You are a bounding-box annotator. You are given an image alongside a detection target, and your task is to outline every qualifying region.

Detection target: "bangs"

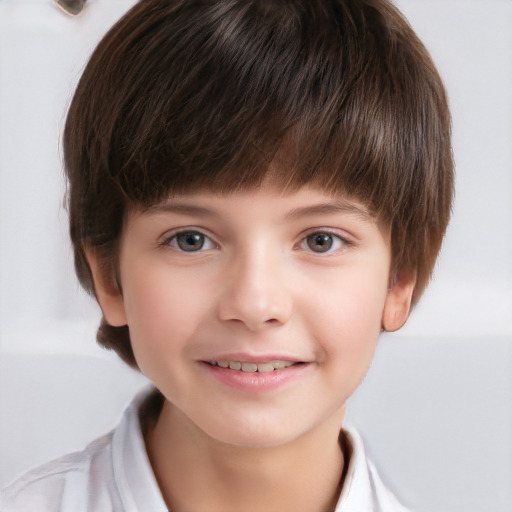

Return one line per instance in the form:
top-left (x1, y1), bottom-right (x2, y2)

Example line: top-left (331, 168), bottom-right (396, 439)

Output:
top-left (91, 0), bottom-right (447, 230)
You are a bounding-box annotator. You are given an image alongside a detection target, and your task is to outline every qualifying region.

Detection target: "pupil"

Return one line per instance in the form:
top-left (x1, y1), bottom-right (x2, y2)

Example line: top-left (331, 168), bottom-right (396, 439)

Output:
top-left (177, 232), bottom-right (204, 251)
top-left (308, 233), bottom-right (333, 252)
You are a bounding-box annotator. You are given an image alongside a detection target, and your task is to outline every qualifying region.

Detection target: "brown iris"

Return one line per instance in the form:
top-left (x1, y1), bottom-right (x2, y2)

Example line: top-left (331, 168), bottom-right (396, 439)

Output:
top-left (306, 233), bottom-right (334, 253)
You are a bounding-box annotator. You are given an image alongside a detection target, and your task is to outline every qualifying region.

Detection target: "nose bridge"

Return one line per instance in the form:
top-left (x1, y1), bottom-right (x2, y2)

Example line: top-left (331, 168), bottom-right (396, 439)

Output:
top-left (217, 239), bottom-right (292, 330)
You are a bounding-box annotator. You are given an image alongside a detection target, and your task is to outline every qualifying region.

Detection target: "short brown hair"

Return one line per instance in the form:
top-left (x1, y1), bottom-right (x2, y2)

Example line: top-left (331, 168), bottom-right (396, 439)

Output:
top-left (64, 0), bottom-right (454, 368)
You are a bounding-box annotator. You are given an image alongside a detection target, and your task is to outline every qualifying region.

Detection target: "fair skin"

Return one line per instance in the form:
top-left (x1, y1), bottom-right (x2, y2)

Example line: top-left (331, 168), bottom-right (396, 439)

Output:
top-left (87, 184), bottom-right (415, 512)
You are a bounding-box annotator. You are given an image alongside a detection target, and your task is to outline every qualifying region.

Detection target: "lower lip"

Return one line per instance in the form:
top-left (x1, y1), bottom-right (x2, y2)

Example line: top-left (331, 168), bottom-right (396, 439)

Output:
top-left (201, 362), bottom-right (310, 393)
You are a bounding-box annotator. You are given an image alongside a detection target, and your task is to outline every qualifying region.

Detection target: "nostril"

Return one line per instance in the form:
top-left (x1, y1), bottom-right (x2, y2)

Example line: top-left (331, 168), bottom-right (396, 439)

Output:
top-left (54, 0), bottom-right (88, 16)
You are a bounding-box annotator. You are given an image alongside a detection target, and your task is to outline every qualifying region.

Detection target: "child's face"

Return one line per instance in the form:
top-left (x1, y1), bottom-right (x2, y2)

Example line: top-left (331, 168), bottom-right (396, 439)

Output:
top-left (90, 185), bottom-right (415, 447)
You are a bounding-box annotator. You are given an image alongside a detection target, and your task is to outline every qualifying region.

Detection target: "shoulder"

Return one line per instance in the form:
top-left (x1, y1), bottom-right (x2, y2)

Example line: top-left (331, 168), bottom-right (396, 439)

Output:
top-left (0, 387), bottom-right (166, 512)
top-left (0, 433), bottom-right (122, 512)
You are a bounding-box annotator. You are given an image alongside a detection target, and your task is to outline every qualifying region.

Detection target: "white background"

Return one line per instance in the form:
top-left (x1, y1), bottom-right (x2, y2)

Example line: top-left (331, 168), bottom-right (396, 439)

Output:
top-left (0, 1), bottom-right (511, 511)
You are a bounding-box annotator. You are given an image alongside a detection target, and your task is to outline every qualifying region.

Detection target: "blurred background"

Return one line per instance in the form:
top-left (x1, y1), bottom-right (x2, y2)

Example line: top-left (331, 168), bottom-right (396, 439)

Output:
top-left (0, 1), bottom-right (511, 511)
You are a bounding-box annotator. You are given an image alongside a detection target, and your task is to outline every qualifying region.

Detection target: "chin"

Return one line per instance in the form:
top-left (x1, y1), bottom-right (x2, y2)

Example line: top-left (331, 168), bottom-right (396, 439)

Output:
top-left (214, 431), bottom-right (295, 449)
top-left (200, 415), bottom-right (308, 449)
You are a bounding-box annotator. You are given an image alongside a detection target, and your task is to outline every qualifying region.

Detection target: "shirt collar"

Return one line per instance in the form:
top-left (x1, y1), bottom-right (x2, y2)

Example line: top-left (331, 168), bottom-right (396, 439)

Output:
top-left (112, 386), bottom-right (169, 512)
top-left (334, 427), bottom-right (376, 511)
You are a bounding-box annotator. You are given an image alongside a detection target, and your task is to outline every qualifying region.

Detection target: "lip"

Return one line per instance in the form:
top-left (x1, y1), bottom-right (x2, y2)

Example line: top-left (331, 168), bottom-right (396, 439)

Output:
top-left (200, 358), bottom-right (311, 393)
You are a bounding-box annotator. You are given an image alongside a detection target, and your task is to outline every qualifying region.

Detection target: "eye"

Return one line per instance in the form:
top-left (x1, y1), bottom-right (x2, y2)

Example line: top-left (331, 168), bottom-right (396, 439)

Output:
top-left (302, 232), bottom-right (344, 254)
top-left (166, 231), bottom-right (216, 252)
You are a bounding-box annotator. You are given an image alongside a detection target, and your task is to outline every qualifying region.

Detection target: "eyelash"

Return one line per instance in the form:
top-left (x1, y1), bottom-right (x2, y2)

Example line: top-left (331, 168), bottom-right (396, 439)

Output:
top-left (160, 229), bottom-right (352, 254)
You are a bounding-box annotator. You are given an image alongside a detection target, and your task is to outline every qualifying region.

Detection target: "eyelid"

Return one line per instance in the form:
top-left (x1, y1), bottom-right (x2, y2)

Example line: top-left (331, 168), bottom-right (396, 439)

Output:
top-left (300, 227), bottom-right (354, 243)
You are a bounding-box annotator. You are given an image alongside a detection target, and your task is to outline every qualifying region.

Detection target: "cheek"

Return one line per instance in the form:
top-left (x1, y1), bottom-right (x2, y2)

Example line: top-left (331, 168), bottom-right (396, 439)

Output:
top-left (120, 261), bottom-right (212, 361)
top-left (304, 263), bottom-right (389, 367)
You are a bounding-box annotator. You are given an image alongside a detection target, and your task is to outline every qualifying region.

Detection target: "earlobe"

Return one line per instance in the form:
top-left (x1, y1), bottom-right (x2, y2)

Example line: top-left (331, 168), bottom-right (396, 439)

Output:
top-left (85, 248), bottom-right (128, 327)
top-left (382, 268), bottom-right (416, 332)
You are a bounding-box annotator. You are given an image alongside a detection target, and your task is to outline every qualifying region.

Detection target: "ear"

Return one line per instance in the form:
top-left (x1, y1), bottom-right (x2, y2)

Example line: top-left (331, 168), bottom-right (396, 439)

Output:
top-left (382, 268), bottom-right (417, 332)
top-left (85, 248), bottom-right (128, 327)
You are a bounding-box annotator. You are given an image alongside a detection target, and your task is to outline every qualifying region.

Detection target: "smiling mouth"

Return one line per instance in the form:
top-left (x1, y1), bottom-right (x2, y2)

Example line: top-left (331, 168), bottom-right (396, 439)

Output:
top-left (207, 360), bottom-right (299, 373)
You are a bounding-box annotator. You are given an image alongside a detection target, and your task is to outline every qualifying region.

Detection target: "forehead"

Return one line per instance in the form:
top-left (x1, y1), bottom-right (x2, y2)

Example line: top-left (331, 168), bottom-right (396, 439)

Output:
top-left (146, 184), bottom-right (372, 218)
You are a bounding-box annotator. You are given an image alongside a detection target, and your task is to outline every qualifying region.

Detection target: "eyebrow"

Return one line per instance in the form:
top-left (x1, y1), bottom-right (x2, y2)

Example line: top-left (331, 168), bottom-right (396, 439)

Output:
top-left (146, 202), bottom-right (219, 218)
top-left (146, 198), bottom-right (373, 222)
top-left (284, 201), bottom-right (373, 222)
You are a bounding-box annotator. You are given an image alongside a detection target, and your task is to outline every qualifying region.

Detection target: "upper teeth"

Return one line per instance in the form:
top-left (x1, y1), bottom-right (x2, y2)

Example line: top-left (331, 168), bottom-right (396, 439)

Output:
top-left (209, 360), bottom-right (296, 373)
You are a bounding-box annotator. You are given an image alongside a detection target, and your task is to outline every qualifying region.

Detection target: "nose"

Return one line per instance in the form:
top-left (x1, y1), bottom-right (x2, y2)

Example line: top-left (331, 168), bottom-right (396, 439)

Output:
top-left (217, 246), bottom-right (293, 331)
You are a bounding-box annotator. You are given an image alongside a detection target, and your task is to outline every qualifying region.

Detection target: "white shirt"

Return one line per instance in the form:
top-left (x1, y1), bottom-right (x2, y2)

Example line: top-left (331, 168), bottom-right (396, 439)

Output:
top-left (1, 389), bottom-right (410, 512)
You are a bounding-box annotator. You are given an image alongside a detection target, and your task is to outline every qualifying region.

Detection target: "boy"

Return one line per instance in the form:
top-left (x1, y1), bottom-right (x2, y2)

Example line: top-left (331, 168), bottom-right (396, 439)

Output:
top-left (0, 0), bottom-right (453, 510)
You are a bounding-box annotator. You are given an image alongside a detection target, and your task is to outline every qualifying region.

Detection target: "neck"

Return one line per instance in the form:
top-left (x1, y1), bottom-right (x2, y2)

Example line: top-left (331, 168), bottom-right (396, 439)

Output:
top-left (145, 401), bottom-right (347, 512)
